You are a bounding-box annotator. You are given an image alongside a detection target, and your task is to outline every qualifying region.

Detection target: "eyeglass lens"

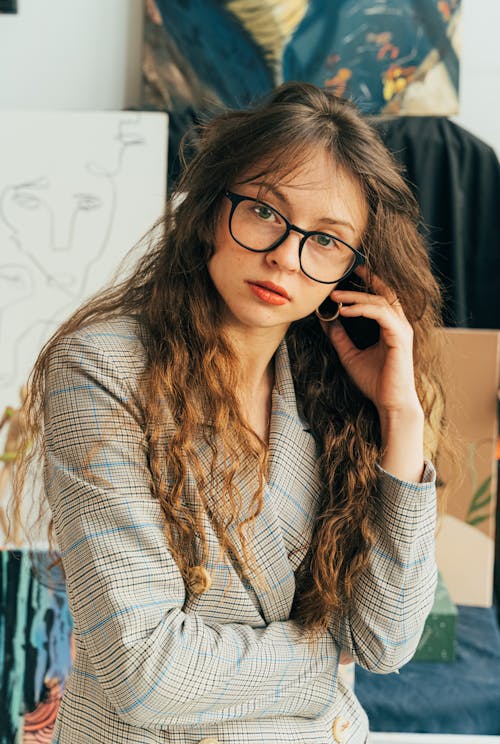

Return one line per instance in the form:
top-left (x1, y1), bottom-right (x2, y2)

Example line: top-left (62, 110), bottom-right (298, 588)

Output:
top-left (231, 198), bottom-right (356, 282)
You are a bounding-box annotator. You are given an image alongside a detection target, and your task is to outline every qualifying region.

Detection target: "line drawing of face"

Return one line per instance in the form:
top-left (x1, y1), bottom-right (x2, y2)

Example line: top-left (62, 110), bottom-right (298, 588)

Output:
top-left (0, 116), bottom-right (145, 390)
top-left (0, 264), bottom-right (34, 311)
top-left (2, 176), bottom-right (109, 295)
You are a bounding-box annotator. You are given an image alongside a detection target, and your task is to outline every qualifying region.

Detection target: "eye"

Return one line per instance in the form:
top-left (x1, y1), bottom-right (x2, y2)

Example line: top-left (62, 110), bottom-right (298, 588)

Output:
top-left (253, 203), bottom-right (276, 221)
top-left (312, 233), bottom-right (337, 248)
top-left (74, 193), bottom-right (102, 211)
top-left (13, 193), bottom-right (41, 210)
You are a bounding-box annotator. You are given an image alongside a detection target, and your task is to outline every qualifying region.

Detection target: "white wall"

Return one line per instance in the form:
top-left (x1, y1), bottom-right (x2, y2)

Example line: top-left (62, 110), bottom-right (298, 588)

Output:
top-left (452, 0), bottom-right (500, 155)
top-left (0, 0), bottom-right (143, 110)
top-left (0, 0), bottom-right (498, 156)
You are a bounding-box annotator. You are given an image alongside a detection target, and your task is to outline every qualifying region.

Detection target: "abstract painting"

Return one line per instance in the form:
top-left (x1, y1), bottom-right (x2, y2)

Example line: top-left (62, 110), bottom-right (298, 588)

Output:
top-left (142, 0), bottom-right (461, 187)
top-left (0, 550), bottom-right (73, 743)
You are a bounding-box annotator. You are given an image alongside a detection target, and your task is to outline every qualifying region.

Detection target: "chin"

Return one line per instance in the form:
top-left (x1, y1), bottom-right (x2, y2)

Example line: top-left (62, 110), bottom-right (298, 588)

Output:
top-left (226, 304), bottom-right (290, 330)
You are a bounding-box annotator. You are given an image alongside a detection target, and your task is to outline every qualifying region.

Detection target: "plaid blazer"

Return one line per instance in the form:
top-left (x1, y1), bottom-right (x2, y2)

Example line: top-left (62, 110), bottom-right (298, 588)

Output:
top-left (43, 315), bottom-right (437, 744)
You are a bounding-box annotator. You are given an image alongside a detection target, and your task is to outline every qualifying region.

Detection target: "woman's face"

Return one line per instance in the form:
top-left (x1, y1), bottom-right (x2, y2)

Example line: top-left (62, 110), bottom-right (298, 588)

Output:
top-left (208, 147), bottom-right (368, 333)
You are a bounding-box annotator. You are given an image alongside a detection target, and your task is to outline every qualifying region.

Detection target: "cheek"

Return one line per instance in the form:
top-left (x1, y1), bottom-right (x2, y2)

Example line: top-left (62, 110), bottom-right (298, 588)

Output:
top-left (212, 217), bottom-right (240, 261)
top-left (206, 251), bottom-right (222, 290)
top-left (300, 284), bottom-right (334, 312)
top-left (207, 243), bottom-right (244, 296)
top-left (210, 229), bottom-right (253, 275)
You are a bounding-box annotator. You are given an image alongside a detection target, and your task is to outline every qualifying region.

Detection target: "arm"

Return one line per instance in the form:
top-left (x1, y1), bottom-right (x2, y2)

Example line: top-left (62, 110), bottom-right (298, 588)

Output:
top-left (323, 268), bottom-right (438, 671)
top-left (329, 459), bottom-right (437, 673)
top-left (379, 402), bottom-right (425, 483)
top-left (44, 332), bottom-right (338, 729)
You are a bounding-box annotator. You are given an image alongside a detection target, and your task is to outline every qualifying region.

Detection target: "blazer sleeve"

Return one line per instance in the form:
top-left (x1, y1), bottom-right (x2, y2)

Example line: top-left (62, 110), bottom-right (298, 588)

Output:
top-left (43, 332), bottom-right (338, 729)
top-left (329, 461), bottom-right (438, 673)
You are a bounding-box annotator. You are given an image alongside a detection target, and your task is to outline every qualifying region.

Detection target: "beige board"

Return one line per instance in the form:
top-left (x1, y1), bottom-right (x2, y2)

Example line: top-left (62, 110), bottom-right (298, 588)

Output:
top-left (434, 329), bottom-right (500, 607)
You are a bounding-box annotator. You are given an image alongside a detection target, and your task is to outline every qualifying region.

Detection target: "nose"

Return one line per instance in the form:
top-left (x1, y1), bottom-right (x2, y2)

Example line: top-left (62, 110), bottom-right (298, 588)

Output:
top-left (265, 231), bottom-right (302, 273)
top-left (50, 202), bottom-right (73, 252)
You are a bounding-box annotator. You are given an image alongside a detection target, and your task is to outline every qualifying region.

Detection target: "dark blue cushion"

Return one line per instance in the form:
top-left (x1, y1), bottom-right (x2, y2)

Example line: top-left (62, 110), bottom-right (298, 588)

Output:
top-left (355, 605), bottom-right (500, 734)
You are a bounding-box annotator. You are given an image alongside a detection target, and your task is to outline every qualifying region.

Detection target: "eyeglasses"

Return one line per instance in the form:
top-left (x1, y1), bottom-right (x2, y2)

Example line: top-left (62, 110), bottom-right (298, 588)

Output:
top-left (224, 190), bottom-right (365, 284)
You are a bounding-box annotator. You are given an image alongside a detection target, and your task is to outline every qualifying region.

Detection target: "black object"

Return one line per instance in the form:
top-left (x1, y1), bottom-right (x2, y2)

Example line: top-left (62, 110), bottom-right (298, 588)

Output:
top-left (336, 274), bottom-right (380, 349)
top-left (224, 190), bottom-right (365, 284)
top-left (339, 310), bottom-right (380, 350)
top-left (371, 116), bottom-right (500, 329)
top-left (0, 0), bottom-right (17, 12)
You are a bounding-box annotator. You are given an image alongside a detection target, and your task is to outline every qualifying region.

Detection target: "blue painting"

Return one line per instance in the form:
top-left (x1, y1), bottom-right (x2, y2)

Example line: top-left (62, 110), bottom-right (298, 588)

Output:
top-left (142, 0), bottom-right (461, 186)
top-left (0, 550), bottom-right (73, 743)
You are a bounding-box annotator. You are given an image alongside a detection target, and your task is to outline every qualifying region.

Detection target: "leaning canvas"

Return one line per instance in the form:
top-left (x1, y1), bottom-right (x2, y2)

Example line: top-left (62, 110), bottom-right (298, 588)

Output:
top-left (0, 110), bottom-right (168, 547)
top-left (435, 329), bottom-right (500, 607)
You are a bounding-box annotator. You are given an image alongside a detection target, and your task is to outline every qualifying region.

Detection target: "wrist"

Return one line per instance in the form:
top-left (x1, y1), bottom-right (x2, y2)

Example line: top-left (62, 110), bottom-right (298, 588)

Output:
top-left (378, 403), bottom-right (425, 483)
top-left (377, 399), bottom-right (424, 430)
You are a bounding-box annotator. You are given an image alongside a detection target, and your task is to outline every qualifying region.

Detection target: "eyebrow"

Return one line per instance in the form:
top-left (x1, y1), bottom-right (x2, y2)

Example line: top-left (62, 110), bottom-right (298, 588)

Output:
top-left (250, 180), bottom-right (356, 233)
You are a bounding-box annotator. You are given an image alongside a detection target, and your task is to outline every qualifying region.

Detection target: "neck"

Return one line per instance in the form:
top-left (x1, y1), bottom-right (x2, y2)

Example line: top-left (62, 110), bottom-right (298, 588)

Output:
top-left (226, 324), bottom-right (285, 398)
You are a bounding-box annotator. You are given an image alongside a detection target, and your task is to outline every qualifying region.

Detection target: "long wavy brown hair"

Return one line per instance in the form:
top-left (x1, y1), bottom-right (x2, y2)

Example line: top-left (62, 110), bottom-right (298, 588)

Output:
top-left (10, 82), bottom-right (451, 636)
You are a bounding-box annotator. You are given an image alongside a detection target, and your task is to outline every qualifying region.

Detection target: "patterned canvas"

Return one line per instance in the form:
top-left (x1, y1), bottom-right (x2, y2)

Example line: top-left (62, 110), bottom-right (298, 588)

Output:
top-left (0, 550), bottom-right (73, 743)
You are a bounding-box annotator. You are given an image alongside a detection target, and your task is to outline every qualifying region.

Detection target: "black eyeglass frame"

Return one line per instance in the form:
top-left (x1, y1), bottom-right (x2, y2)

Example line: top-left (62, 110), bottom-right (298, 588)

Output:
top-left (224, 190), bottom-right (365, 284)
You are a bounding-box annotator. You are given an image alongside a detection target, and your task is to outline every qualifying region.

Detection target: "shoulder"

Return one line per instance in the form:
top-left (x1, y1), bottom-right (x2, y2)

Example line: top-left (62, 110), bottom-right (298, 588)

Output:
top-left (65, 314), bottom-right (149, 356)
top-left (47, 314), bottom-right (152, 393)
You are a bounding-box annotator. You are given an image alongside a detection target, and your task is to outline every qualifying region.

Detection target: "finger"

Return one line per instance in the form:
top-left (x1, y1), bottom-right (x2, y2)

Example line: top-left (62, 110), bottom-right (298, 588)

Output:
top-left (331, 289), bottom-right (392, 306)
top-left (333, 284), bottom-right (404, 318)
top-left (338, 302), bottom-right (411, 339)
top-left (331, 289), bottom-right (405, 317)
top-left (388, 296), bottom-right (403, 309)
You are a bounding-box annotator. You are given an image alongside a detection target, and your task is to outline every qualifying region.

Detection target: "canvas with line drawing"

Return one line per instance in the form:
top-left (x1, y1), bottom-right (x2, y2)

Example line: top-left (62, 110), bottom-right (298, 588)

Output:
top-left (0, 110), bottom-right (168, 547)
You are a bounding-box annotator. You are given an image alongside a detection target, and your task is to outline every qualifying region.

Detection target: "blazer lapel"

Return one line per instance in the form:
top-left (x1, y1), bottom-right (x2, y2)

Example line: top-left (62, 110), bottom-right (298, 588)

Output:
top-left (233, 340), bottom-right (322, 623)
top-left (188, 340), bottom-right (322, 624)
top-left (266, 340), bottom-right (322, 572)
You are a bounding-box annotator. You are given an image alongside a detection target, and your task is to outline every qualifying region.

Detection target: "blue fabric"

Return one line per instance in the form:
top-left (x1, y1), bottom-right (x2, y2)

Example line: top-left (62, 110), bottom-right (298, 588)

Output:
top-left (355, 605), bottom-right (500, 734)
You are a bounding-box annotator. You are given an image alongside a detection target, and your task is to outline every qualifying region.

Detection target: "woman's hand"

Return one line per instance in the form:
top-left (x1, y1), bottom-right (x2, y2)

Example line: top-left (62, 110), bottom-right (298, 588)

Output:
top-left (320, 265), bottom-right (420, 417)
top-left (319, 265), bottom-right (425, 482)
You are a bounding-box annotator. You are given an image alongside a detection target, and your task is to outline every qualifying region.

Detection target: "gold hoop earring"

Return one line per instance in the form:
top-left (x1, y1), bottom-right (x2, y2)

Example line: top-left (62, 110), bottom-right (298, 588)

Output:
top-left (315, 301), bottom-right (343, 322)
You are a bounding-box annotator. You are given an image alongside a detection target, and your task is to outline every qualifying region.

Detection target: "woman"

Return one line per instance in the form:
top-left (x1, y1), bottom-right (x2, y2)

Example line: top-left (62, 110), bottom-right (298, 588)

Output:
top-left (13, 82), bottom-right (447, 743)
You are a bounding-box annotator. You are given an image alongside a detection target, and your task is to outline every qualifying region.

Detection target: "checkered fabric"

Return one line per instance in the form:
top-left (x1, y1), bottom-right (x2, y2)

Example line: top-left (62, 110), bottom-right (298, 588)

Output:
top-left (43, 315), bottom-right (437, 744)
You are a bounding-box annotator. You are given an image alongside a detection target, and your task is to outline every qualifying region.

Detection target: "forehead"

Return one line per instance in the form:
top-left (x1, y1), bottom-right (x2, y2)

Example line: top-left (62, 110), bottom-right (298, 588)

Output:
top-left (234, 147), bottom-right (368, 233)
